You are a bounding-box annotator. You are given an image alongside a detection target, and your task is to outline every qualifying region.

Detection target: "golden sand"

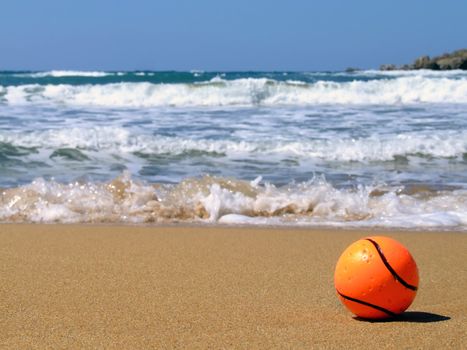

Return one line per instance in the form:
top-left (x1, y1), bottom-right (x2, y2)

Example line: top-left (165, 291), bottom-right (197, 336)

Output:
top-left (0, 224), bottom-right (465, 348)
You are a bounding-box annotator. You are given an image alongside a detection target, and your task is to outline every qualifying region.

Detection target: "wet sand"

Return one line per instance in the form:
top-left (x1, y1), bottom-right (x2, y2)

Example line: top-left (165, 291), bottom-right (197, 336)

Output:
top-left (0, 224), bottom-right (465, 348)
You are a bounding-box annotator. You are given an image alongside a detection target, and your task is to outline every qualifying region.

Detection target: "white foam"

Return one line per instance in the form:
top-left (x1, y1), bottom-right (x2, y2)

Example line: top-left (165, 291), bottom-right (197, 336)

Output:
top-left (16, 70), bottom-right (113, 78)
top-left (2, 75), bottom-right (467, 107)
top-left (1, 127), bottom-right (465, 162)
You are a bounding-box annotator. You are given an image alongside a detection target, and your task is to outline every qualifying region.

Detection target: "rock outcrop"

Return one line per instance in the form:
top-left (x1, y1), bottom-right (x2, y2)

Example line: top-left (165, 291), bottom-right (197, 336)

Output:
top-left (380, 49), bottom-right (467, 70)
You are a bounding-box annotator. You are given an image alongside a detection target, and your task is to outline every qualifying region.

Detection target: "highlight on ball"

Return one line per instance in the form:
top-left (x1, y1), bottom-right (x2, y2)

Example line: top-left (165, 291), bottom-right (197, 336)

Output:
top-left (334, 236), bottom-right (419, 319)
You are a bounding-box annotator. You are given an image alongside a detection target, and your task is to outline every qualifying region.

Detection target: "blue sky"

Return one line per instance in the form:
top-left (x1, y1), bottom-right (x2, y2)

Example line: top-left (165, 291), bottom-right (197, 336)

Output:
top-left (1, 0), bottom-right (466, 71)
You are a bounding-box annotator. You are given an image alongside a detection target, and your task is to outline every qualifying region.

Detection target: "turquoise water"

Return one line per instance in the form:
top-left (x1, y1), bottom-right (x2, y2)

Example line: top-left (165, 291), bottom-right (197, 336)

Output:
top-left (0, 70), bottom-right (385, 86)
top-left (0, 70), bottom-right (466, 227)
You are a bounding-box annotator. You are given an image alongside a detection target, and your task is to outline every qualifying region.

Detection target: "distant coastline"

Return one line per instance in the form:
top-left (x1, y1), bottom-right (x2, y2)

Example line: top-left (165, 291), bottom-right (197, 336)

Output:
top-left (380, 49), bottom-right (467, 70)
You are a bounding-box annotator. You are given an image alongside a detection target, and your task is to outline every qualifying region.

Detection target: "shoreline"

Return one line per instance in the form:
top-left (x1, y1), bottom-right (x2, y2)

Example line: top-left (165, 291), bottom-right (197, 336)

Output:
top-left (2, 220), bottom-right (467, 232)
top-left (1, 224), bottom-right (465, 348)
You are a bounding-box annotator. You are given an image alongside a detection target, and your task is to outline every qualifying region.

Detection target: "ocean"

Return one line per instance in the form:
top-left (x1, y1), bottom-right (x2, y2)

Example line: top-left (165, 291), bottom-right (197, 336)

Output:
top-left (0, 70), bottom-right (466, 228)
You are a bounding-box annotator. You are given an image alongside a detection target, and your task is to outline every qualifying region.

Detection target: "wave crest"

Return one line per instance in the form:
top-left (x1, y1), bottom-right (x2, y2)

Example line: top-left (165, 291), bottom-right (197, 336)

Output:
top-left (14, 70), bottom-right (115, 78)
top-left (2, 76), bottom-right (467, 106)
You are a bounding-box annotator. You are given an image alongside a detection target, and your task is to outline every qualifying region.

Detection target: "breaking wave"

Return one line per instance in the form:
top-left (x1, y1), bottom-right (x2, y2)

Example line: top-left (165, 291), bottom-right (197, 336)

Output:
top-left (1, 173), bottom-right (466, 228)
top-left (12, 70), bottom-right (116, 78)
top-left (1, 76), bottom-right (467, 107)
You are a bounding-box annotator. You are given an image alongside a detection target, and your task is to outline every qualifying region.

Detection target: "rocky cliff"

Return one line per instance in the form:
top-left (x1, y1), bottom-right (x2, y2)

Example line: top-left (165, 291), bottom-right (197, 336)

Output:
top-left (380, 49), bottom-right (467, 70)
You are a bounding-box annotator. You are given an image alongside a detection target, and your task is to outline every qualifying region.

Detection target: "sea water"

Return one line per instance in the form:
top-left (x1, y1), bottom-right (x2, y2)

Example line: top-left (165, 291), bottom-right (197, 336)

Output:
top-left (0, 70), bottom-right (466, 228)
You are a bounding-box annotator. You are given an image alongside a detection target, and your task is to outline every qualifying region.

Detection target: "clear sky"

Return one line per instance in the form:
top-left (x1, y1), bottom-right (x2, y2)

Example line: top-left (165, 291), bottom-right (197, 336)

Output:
top-left (1, 0), bottom-right (466, 71)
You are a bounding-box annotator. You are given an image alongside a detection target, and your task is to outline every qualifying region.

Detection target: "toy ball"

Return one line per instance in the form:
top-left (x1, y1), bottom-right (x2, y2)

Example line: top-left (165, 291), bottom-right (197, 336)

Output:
top-left (334, 236), bottom-right (419, 319)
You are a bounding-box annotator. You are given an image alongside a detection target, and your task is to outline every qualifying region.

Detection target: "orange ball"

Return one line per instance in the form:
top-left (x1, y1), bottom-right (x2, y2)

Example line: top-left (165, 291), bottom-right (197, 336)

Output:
top-left (334, 236), bottom-right (419, 319)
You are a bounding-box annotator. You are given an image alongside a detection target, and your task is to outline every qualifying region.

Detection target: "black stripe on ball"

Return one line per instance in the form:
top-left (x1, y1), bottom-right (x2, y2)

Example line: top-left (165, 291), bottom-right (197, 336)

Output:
top-left (336, 290), bottom-right (397, 317)
top-left (365, 238), bottom-right (418, 291)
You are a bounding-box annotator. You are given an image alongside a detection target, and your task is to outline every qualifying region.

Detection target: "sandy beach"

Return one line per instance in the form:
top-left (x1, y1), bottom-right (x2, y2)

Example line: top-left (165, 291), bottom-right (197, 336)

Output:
top-left (0, 224), bottom-right (465, 348)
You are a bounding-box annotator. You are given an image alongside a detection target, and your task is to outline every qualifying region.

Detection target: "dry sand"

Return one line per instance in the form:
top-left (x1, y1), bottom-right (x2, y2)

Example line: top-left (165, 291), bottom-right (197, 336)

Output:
top-left (0, 224), bottom-right (465, 349)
